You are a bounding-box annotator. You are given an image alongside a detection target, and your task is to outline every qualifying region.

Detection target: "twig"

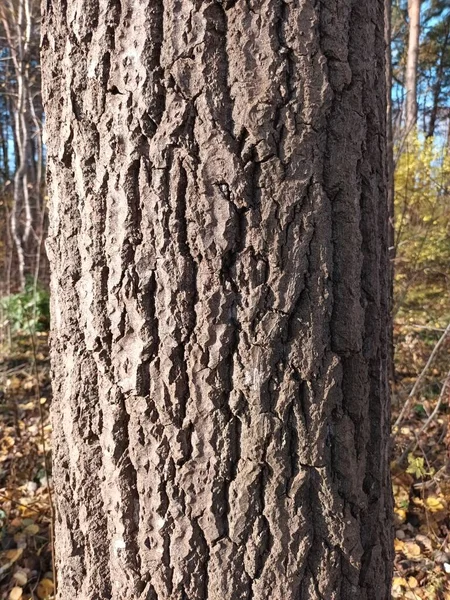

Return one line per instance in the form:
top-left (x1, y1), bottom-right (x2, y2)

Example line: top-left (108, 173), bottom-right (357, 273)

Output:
top-left (398, 324), bottom-right (449, 332)
top-left (396, 371), bottom-right (450, 466)
top-left (393, 323), bottom-right (450, 431)
top-left (0, 492), bottom-right (44, 514)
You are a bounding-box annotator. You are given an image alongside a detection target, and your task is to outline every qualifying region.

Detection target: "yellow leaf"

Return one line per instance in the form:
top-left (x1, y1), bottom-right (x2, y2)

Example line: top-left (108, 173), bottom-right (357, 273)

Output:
top-left (394, 538), bottom-right (405, 552)
top-left (9, 588), bottom-right (22, 600)
top-left (392, 577), bottom-right (407, 589)
top-left (405, 542), bottom-right (421, 557)
top-left (425, 496), bottom-right (445, 512)
top-left (408, 576), bottom-right (418, 589)
top-left (37, 578), bottom-right (54, 600)
top-left (394, 508), bottom-right (407, 524)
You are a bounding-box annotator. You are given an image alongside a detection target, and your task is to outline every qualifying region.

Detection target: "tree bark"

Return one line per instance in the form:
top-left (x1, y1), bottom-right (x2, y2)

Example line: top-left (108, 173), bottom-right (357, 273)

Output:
top-left (385, 0), bottom-right (396, 385)
top-left (427, 23), bottom-right (450, 139)
top-left (405, 0), bottom-right (421, 132)
top-left (42, 1), bottom-right (393, 599)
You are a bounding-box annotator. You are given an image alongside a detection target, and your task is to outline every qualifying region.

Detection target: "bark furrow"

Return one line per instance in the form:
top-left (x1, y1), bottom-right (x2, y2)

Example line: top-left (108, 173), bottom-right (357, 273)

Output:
top-left (42, 0), bottom-right (393, 598)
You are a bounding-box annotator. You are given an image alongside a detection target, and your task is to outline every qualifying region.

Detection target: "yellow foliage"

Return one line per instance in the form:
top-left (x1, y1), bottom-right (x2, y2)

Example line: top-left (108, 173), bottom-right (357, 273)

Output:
top-left (394, 133), bottom-right (450, 322)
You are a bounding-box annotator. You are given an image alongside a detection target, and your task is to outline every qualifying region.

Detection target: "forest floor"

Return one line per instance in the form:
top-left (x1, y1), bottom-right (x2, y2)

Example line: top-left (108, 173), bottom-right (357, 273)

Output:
top-left (391, 320), bottom-right (450, 599)
top-left (0, 326), bottom-right (450, 600)
top-left (0, 334), bottom-right (53, 600)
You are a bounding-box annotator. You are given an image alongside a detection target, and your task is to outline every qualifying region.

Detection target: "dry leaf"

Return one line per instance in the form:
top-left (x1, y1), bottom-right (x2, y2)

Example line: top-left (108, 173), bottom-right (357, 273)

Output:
top-left (392, 576), bottom-right (407, 589)
top-left (404, 542), bottom-right (421, 557)
top-left (394, 538), bottom-right (405, 552)
top-left (24, 523), bottom-right (39, 535)
top-left (9, 588), bottom-right (23, 600)
top-left (37, 578), bottom-right (54, 599)
top-left (3, 548), bottom-right (23, 562)
top-left (10, 518), bottom-right (22, 527)
top-left (415, 534), bottom-right (433, 550)
top-left (408, 576), bottom-right (419, 588)
top-left (12, 570), bottom-right (28, 586)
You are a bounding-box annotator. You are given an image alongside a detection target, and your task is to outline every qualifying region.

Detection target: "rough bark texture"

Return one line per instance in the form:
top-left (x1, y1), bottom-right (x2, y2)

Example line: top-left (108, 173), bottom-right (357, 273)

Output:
top-left (41, 1), bottom-right (393, 598)
top-left (405, 0), bottom-right (421, 132)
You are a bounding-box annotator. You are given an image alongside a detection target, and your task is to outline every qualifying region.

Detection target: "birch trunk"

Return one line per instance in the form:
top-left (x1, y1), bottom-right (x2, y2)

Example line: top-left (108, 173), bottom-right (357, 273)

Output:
top-left (42, 1), bottom-right (393, 598)
top-left (405, 0), bottom-right (421, 132)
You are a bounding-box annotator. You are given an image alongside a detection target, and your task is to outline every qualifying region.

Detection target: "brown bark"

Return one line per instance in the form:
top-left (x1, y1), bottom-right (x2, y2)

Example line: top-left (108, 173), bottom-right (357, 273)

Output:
top-left (42, 1), bottom-right (393, 599)
top-left (405, 0), bottom-right (421, 132)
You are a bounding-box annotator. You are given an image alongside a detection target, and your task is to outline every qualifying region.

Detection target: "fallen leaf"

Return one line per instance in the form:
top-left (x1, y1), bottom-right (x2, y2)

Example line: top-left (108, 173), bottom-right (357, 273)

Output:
top-left (425, 496), bottom-right (445, 512)
top-left (395, 508), bottom-right (407, 524)
top-left (37, 578), bottom-right (54, 599)
top-left (434, 550), bottom-right (449, 563)
top-left (10, 518), bottom-right (22, 527)
top-left (394, 538), bottom-right (405, 552)
top-left (404, 542), bottom-right (421, 557)
top-left (24, 523), bottom-right (39, 535)
top-left (9, 588), bottom-right (22, 600)
top-left (14, 532), bottom-right (27, 548)
top-left (415, 534), bottom-right (433, 550)
top-left (392, 576), bottom-right (407, 589)
top-left (3, 548), bottom-right (23, 562)
top-left (13, 570), bottom-right (28, 586)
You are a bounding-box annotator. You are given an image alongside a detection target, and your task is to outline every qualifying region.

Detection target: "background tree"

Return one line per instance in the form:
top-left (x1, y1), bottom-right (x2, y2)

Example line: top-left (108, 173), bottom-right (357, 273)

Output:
top-left (405, 0), bottom-right (421, 131)
top-left (42, 1), bottom-right (393, 599)
top-left (420, 3), bottom-right (450, 138)
top-left (0, 0), bottom-right (46, 294)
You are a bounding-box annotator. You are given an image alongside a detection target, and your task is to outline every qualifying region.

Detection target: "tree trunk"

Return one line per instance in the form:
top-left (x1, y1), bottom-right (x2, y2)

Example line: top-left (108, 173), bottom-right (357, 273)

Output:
top-left (405, 0), bottom-right (421, 132)
top-left (1, 0), bottom-right (44, 291)
top-left (427, 24), bottom-right (450, 139)
top-left (42, 1), bottom-right (393, 599)
top-left (385, 0), bottom-right (396, 385)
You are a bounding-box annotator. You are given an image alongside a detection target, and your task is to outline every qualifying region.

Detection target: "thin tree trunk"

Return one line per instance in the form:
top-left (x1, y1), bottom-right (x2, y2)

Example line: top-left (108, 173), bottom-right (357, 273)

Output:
top-left (1, 0), bottom-right (42, 290)
top-left (405, 0), bottom-right (421, 132)
top-left (42, 1), bottom-right (393, 599)
top-left (385, 0), bottom-right (396, 385)
top-left (427, 24), bottom-right (450, 139)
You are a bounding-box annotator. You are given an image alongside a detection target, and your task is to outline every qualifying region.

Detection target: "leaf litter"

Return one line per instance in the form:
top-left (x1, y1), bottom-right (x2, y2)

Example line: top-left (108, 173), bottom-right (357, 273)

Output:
top-left (0, 333), bottom-right (53, 600)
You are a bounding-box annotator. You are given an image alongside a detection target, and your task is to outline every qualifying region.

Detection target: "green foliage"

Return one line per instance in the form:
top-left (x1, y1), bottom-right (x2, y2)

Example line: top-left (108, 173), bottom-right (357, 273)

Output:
top-left (0, 280), bottom-right (50, 333)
